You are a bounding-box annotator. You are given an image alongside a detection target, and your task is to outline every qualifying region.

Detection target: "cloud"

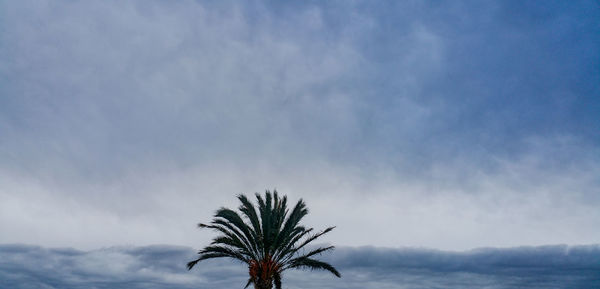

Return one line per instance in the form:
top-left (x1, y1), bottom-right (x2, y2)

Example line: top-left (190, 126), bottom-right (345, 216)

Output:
top-left (0, 0), bottom-right (598, 250)
top-left (1, 244), bottom-right (599, 289)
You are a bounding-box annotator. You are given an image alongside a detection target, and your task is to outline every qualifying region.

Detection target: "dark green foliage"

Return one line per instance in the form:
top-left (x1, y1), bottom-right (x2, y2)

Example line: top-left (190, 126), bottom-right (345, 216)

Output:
top-left (188, 190), bottom-right (340, 289)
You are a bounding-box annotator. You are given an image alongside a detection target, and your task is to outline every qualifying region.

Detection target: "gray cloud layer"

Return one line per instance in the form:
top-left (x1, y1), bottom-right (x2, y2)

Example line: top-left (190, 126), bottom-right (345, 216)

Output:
top-left (1, 244), bottom-right (599, 289)
top-left (0, 1), bottom-right (599, 250)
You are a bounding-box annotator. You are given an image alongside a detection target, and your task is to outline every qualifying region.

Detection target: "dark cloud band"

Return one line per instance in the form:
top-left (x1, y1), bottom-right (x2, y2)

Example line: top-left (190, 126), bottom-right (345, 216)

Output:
top-left (1, 244), bottom-right (598, 289)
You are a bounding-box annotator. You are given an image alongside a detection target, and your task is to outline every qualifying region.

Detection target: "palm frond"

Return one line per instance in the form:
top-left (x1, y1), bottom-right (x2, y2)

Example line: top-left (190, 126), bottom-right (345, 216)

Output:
top-left (237, 194), bottom-right (262, 240)
top-left (291, 226), bottom-right (335, 253)
top-left (271, 199), bottom-right (308, 254)
top-left (273, 272), bottom-right (282, 289)
top-left (258, 191), bottom-right (273, 255)
top-left (273, 227), bottom-right (312, 261)
top-left (286, 257), bottom-right (341, 277)
top-left (297, 246), bottom-right (335, 260)
top-left (187, 252), bottom-right (242, 270)
top-left (244, 278), bottom-right (253, 289)
top-left (199, 245), bottom-right (249, 263)
top-left (210, 236), bottom-right (251, 257)
top-left (188, 190), bottom-right (340, 288)
top-left (200, 222), bottom-right (256, 259)
top-left (214, 208), bottom-right (261, 258)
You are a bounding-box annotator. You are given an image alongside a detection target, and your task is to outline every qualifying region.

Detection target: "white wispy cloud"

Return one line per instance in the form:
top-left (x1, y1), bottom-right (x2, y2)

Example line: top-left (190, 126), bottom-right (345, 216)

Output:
top-left (0, 0), bottom-right (598, 250)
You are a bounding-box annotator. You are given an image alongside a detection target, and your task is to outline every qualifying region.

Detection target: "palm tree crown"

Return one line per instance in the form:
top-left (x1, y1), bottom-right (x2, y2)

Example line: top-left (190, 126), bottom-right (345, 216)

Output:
top-left (187, 190), bottom-right (340, 289)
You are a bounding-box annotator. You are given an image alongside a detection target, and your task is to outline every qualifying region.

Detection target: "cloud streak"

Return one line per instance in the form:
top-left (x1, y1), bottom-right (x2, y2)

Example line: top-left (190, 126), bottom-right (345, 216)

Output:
top-left (1, 244), bottom-right (598, 289)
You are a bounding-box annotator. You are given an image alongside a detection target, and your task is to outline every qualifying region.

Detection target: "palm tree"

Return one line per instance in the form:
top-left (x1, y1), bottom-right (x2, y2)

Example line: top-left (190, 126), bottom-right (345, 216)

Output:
top-left (187, 190), bottom-right (340, 289)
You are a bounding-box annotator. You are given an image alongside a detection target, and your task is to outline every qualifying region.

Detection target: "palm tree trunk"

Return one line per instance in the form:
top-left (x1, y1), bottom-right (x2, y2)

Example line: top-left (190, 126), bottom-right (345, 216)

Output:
top-left (254, 278), bottom-right (273, 289)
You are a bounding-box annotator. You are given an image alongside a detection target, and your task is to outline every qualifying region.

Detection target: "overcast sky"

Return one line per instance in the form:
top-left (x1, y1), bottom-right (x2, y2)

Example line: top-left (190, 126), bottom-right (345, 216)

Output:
top-left (1, 244), bottom-right (599, 289)
top-left (1, 0), bottom-right (599, 252)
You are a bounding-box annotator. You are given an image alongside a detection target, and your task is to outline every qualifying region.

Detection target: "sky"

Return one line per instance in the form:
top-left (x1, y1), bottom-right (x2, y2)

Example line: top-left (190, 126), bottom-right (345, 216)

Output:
top-left (2, 244), bottom-right (599, 288)
top-left (1, 0), bottom-right (599, 255)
